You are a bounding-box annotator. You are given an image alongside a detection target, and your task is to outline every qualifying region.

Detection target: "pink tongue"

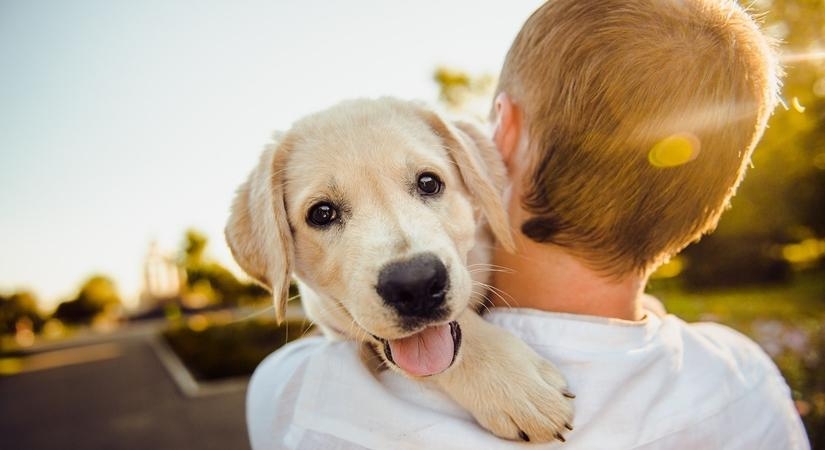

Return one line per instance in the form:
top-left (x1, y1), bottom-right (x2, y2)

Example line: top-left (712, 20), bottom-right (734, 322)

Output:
top-left (388, 323), bottom-right (454, 377)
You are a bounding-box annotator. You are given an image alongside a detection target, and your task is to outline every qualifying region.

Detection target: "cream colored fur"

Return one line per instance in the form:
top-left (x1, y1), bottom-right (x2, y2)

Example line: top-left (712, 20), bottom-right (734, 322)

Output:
top-left (226, 98), bottom-right (573, 442)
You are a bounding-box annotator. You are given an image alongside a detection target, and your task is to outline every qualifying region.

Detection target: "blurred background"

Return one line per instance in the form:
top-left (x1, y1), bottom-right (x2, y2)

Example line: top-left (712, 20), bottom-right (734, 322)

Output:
top-left (1, 0), bottom-right (823, 449)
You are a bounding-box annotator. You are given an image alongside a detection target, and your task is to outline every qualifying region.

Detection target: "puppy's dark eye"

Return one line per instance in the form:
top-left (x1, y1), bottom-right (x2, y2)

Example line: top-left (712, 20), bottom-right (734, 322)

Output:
top-left (417, 172), bottom-right (443, 196)
top-left (307, 202), bottom-right (338, 227)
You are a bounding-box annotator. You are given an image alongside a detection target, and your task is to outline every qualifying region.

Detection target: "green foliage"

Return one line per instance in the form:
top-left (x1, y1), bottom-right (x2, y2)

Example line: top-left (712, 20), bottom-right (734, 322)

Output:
top-left (680, 0), bottom-right (825, 286)
top-left (186, 262), bottom-right (268, 306)
top-left (53, 275), bottom-right (121, 325)
top-left (179, 228), bottom-right (269, 307)
top-left (0, 291), bottom-right (44, 335)
top-left (433, 66), bottom-right (495, 117)
top-left (163, 318), bottom-right (313, 380)
top-left (182, 229), bottom-right (208, 267)
top-left (680, 234), bottom-right (792, 288)
top-left (434, 66), bottom-right (472, 109)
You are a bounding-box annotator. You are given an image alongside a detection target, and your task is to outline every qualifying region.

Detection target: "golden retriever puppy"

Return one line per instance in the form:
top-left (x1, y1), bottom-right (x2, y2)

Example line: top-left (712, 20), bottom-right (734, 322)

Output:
top-left (226, 98), bottom-right (573, 442)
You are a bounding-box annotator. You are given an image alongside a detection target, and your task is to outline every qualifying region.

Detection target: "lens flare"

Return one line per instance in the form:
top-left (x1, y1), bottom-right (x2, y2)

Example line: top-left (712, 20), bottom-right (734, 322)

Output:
top-left (780, 51), bottom-right (825, 64)
top-left (791, 97), bottom-right (806, 113)
top-left (648, 133), bottom-right (700, 168)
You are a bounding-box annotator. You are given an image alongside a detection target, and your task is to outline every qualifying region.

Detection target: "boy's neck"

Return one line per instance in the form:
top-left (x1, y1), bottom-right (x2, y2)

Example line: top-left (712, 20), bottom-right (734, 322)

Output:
top-left (490, 237), bottom-right (647, 321)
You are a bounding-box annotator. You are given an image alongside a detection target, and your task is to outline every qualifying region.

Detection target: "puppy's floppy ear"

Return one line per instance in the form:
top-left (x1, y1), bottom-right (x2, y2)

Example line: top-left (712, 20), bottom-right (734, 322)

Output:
top-left (225, 136), bottom-right (294, 323)
top-left (417, 108), bottom-right (516, 252)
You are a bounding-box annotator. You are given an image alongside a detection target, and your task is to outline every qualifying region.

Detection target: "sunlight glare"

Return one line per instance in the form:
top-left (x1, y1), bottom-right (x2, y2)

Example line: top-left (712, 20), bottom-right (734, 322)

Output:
top-left (648, 133), bottom-right (700, 168)
top-left (780, 50), bottom-right (825, 64)
top-left (791, 97), bottom-right (806, 113)
top-left (813, 77), bottom-right (825, 98)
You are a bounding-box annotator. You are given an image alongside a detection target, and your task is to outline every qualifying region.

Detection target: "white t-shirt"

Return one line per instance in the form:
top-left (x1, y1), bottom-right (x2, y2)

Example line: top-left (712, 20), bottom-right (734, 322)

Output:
top-left (246, 304), bottom-right (809, 449)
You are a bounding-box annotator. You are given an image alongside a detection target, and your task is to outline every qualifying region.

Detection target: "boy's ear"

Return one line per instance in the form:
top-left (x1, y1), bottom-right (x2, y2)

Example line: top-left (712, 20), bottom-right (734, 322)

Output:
top-left (492, 92), bottom-right (522, 170)
top-left (225, 137), bottom-right (294, 323)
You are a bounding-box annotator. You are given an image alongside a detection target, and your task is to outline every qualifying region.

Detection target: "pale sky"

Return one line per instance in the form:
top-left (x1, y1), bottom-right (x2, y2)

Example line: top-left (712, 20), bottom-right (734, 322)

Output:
top-left (0, 0), bottom-right (544, 310)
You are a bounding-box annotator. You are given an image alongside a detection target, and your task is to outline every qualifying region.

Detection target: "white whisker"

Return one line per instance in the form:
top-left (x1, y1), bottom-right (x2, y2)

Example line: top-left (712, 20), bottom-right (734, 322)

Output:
top-left (473, 279), bottom-right (515, 308)
top-left (229, 305), bottom-right (276, 324)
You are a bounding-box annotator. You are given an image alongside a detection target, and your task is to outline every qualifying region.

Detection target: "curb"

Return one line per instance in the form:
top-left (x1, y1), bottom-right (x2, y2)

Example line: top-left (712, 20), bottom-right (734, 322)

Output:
top-left (149, 335), bottom-right (249, 398)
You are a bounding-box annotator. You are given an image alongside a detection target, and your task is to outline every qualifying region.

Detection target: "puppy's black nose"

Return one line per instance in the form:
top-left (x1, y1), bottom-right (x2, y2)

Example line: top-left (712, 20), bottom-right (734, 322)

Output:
top-left (376, 253), bottom-right (449, 319)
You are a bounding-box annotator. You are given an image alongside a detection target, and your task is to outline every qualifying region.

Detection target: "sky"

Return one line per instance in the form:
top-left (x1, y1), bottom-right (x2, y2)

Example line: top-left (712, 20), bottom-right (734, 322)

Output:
top-left (0, 0), bottom-right (545, 310)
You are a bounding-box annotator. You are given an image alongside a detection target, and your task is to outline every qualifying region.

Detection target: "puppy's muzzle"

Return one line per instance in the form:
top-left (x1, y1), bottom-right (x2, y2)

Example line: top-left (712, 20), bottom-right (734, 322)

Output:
top-left (373, 253), bottom-right (460, 377)
top-left (376, 253), bottom-right (449, 324)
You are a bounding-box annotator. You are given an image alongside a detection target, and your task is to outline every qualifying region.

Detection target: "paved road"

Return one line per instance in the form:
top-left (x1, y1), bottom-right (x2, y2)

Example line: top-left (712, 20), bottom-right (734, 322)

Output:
top-left (0, 335), bottom-right (250, 450)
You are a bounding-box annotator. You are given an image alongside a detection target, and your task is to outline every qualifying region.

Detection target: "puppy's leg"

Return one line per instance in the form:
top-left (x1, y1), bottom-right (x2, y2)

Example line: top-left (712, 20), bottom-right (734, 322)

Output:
top-left (432, 310), bottom-right (574, 442)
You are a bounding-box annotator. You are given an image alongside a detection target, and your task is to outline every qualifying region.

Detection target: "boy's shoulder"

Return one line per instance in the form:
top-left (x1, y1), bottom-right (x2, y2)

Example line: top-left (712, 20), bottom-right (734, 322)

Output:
top-left (246, 312), bottom-right (809, 449)
top-left (653, 316), bottom-right (809, 448)
top-left (682, 319), bottom-right (779, 375)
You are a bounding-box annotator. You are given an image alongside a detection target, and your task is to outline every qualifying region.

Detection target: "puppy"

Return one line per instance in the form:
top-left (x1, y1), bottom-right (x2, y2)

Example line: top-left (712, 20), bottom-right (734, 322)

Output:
top-left (226, 98), bottom-right (574, 442)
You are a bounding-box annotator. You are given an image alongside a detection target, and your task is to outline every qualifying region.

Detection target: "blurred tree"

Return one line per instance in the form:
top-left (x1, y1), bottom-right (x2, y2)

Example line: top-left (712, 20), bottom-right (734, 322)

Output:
top-left (719, 0), bottom-right (825, 235)
top-left (434, 66), bottom-right (472, 109)
top-left (434, 66), bottom-right (496, 118)
top-left (180, 229), bottom-right (269, 307)
top-left (53, 275), bottom-right (122, 324)
top-left (0, 291), bottom-right (44, 335)
top-left (183, 229), bottom-right (208, 268)
top-left (680, 0), bottom-right (825, 285)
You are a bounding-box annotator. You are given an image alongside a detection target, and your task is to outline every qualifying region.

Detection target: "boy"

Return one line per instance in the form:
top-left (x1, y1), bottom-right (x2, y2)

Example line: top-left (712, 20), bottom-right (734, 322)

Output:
top-left (247, 0), bottom-right (809, 447)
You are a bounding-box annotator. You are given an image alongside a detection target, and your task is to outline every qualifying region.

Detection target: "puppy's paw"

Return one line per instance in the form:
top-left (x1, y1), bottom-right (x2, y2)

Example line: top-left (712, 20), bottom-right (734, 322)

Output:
top-left (434, 312), bottom-right (574, 443)
top-left (473, 353), bottom-right (574, 443)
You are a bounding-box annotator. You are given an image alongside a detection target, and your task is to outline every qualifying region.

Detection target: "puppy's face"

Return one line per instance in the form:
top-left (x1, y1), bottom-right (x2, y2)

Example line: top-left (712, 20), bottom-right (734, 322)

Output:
top-left (284, 102), bottom-right (479, 343)
top-left (227, 98), bottom-right (512, 377)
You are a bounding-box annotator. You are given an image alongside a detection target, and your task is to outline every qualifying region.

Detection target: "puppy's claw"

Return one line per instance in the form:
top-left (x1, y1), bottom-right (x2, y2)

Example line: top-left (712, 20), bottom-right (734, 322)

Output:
top-left (565, 423), bottom-right (574, 431)
top-left (562, 390), bottom-right (576, 399)
top-left (435, 312), bottom-right (575, 443)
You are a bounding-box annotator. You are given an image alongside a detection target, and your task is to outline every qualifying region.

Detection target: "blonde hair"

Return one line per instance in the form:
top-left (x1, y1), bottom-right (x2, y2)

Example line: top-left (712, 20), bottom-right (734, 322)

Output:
top-left (496, 0), bottom-right (780, 276)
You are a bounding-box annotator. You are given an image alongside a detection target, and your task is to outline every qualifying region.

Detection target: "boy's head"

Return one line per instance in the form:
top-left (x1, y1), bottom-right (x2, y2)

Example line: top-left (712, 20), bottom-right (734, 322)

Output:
top-left (493, 0), bottom-right (780, 276)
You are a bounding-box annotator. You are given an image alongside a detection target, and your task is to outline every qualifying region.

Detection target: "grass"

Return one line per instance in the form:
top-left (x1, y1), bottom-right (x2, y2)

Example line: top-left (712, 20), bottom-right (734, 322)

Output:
top-left (649, 269), bottom-right (825, 333)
